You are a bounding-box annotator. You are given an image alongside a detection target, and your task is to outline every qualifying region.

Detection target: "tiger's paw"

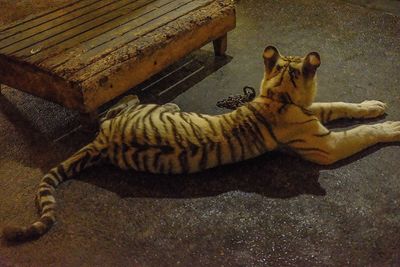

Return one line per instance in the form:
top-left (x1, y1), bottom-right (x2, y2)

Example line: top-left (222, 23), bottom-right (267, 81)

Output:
top-left (356, 100), bottom-right (387, 119)
top-left (377, 121), bottom-right (400, 142)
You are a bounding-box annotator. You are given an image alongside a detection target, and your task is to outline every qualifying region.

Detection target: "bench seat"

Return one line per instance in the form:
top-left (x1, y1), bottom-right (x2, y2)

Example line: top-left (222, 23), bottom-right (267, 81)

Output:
top-left (0, 0), bottom-right (235, 115)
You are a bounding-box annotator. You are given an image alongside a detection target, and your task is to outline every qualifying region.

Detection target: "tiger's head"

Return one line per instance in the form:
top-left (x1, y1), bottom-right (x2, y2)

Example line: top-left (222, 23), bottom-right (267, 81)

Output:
top-left (259, 46), bottom-right (321, 107)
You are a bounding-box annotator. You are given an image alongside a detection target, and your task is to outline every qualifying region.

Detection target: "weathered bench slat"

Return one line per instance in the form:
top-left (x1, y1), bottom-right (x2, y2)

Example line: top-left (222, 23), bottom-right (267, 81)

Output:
top-left (0, 0), bottom-right (97, 39)
top-left (3, 0), bottom-right (167, 57)
top-left (0, 0), bottom-right (236, 116)
top-left (37, 0), bottom-right (173, 69)
top-left (27, 0), bottom-right (187, 67)
top-left (0, 0), bottom-right (120, 51)
top-left (56, 0), bottom-right (215, 79)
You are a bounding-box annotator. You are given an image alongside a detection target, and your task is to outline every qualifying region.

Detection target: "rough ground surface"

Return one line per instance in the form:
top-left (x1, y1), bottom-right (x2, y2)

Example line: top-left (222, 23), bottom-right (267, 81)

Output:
top-left (0, 0), bottom-right (399, 266)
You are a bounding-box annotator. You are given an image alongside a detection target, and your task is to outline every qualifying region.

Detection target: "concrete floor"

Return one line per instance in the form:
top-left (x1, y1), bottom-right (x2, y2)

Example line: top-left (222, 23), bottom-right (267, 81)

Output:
top-left (1, 0), bottom-right (400, 266)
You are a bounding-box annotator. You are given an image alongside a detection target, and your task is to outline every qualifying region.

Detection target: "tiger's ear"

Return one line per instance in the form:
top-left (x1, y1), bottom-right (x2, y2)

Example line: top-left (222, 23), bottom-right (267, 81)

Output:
top-left (303, 52), bottom-right (321, 78)
top-left (263, 46), bottom-right (280, 74)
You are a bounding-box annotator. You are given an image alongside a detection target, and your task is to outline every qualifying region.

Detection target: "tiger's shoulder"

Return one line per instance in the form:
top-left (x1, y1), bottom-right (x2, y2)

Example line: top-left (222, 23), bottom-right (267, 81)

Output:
top-left (247, 98), bottom-right (318, 126)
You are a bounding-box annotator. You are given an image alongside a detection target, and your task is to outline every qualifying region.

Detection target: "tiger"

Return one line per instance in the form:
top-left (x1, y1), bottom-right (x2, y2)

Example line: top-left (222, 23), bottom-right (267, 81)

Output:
top-left (3, 45), bottom-right (400, 242)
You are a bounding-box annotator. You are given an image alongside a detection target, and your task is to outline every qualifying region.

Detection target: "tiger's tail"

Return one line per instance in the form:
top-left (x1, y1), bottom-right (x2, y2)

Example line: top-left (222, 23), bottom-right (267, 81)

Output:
top-left (2, 140), bottom-right (104, 242)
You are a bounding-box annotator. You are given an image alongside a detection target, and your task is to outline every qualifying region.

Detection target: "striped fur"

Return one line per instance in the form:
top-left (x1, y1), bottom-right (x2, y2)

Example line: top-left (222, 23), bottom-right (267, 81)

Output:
top-left (3, 46), bottom-right (400, 242)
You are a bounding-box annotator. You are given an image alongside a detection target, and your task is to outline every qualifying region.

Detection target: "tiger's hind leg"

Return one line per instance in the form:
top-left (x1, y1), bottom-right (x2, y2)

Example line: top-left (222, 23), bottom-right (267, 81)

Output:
top-left (162, 103), bottom-right (181, 112)
top-left (308, 101), bottom-right (387, 124)
top-left (101, 95), bottom-right (140, 122)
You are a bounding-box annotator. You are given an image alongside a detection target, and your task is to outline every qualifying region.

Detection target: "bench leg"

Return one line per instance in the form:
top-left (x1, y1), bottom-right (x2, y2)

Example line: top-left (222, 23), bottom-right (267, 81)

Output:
top-left (79, 111), bottom-right (99, 132)
top-left (213, 33), bottom-right (227, 56)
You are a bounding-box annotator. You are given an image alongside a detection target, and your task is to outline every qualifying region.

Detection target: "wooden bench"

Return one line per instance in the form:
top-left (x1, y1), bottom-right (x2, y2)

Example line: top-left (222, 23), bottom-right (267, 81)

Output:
top-left (0, 0), bottom-right (236, 125)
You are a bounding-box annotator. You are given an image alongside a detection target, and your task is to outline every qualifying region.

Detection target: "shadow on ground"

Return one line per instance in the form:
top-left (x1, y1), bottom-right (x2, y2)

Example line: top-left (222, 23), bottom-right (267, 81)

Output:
top-left (75, 139), bottom-right (399, 201)
top-left (99, 50), bottom-right (232, 110)
top-left (80, 152), bottom-right (325, 200)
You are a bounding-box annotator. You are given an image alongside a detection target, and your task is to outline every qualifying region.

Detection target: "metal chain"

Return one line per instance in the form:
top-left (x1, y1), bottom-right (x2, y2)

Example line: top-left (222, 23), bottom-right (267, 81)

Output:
top-left (216, 86), bottom-right (256, 110)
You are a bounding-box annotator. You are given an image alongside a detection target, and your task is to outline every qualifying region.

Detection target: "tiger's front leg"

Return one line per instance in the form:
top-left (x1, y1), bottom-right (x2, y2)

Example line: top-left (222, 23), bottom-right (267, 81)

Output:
top-left (283, 120), bottom-right (400, 165)
top-left (308, 101), bottom-right (387, 124)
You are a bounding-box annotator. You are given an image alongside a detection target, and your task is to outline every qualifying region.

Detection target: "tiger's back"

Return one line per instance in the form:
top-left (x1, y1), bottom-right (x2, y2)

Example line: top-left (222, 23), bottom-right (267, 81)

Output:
top-left (100, 102), bottom-right (277, 174)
